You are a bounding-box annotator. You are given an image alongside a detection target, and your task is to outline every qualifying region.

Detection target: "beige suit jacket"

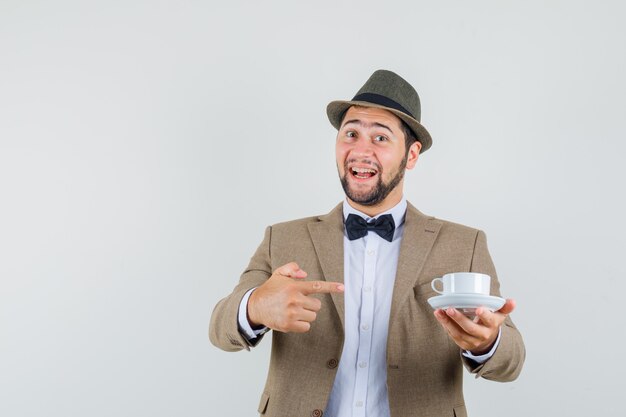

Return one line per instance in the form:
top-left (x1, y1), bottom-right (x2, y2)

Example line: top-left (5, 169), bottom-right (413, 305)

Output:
top-left (209, 202), bottom-right (525, 417)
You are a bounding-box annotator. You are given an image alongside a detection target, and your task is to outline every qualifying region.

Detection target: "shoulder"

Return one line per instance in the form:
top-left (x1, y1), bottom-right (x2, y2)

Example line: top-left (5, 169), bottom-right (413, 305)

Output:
top-left (271, 214), bottom-right (323, 229)
top-left (406, 202), bottom-right (483, 243)
top-left (270, 203), bottom-right (342, 229)
top-left (258, 205), bottom-right (343, 263)
top-left (268, 215), bottom-right (322, 238)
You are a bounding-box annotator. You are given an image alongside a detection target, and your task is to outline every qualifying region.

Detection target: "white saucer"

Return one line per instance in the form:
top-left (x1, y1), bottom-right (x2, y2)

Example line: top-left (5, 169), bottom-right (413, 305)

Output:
top-left (427, 293), bottom-right (505, 312)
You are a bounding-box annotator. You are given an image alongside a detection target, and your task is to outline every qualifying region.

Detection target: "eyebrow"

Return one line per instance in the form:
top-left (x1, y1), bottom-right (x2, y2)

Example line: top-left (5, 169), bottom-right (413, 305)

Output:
top-left (342, 119), bottom-right (394, 134)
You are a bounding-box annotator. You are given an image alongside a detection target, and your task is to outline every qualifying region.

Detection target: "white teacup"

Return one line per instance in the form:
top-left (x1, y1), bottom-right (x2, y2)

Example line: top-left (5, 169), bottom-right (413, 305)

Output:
top-left (431, 272), bottom-right (491, 295)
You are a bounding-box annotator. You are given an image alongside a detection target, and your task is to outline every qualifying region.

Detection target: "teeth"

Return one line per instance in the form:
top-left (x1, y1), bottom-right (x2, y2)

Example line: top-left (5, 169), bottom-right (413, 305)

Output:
top-left (352, 167), bottom-right (376, 174)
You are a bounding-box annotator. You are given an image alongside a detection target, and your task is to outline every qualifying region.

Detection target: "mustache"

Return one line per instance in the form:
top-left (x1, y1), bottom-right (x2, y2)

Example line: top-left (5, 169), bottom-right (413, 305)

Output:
top-left (344, 158), bottom-right (382, 172)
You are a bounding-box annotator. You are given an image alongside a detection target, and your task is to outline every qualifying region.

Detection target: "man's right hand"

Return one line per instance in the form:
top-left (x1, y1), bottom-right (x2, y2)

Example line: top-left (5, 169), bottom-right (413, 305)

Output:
top-left (247, 262), bottom-right (344, 333)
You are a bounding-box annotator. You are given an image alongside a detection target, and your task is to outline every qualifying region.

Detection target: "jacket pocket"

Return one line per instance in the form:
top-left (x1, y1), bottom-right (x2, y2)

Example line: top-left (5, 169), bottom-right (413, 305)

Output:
top-left (413, 280), bottom-right (439, 299)
top-left (454, 405), bottom-right (467, 417)
top-left (258, 392), bottom-right (270, 414)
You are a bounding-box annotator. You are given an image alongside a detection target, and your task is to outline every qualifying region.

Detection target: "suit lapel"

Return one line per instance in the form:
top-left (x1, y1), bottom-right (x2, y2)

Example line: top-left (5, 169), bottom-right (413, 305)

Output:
top-left (307, 202), bottom-right (442, 331)
top-left (388, 202), bottom-right (442, 326)
top-left (308, 203), bottom-right (345, 329)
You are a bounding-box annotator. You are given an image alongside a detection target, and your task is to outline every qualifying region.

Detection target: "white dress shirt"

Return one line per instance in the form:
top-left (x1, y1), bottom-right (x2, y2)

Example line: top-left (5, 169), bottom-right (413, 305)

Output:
top-left (238, 197), bottom-right (500, 417)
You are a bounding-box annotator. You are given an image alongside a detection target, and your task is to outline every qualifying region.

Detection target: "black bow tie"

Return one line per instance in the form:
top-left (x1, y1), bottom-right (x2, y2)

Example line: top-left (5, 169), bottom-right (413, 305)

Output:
top-left (345, 213), bottom-right (395, 242)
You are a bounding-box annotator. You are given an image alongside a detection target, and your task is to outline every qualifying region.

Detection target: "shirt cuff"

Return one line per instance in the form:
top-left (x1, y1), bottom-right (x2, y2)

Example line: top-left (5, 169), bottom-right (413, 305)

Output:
top-left (461, 327), bottom-right (502, 364)
top-left (237, 287), bottom-right (269, 340)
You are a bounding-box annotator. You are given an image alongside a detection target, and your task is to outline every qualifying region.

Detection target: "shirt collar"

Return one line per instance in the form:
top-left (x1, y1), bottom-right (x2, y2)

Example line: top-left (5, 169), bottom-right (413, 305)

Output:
top-left (342, 197), bottom-right (407, 229)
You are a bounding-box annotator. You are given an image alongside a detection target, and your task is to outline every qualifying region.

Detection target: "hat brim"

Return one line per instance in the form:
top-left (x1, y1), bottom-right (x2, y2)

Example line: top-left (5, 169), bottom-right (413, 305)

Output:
top-left (326, 100), bottom-right (432, 153)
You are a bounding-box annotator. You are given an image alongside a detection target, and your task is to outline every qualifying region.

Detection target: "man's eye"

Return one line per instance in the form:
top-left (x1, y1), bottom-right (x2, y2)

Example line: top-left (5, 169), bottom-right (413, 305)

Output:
top-left (374, 135), bottom-right (388, 142)
top-left (346, 131), bottom-right (356, 138)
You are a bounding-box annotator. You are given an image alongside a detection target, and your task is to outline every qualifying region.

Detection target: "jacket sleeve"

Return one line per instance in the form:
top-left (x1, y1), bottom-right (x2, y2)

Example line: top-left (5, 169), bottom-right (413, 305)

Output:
top-left (462, 230), bottom-right (526, 381)
top-left (209, 226), bottom-right (273, 352)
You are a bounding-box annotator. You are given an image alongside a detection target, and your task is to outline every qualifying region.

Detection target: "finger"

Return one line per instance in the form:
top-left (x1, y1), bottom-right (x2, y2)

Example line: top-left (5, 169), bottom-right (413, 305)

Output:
top-left (434, 309), bottom-right (465, 334)
top-left (434, 309), bottom-right (476, 347)
top-left (444, 308), bottom-right (488, 337)
top-left (300, 295), bottom-right (323, 312)
top-left (289, 321), bottom-right (311, 333)
top-left (300, 280), bottom-right (344, 295)
top-left (474, 298), bottom-right (515, 327)
top-left (435, 309), bottom-right (499, 352)
top-left (274, 262), bottom-right (308, 279)
top-left (473, 306), bottom-right (507, 328)
top-left (290, 307), bottom-right (317, 323)
top-left (473, 307), bottom-right (498, 327)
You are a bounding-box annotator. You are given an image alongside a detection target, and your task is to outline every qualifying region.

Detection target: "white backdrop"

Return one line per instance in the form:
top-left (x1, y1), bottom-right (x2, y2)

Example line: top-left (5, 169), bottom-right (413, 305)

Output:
top-left (1, 1), bottom-right (625, 416)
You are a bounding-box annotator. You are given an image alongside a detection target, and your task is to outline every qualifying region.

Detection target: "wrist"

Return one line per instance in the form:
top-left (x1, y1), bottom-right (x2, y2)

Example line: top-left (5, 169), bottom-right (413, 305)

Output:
top-left (470, 338), bottom-right (496, 356)
top-left (247, 290), bottom-right (262, 328)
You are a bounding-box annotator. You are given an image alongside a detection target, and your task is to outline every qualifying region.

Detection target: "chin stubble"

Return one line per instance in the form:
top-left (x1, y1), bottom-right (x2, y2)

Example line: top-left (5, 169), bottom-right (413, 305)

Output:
top-left (339, 155), bottom-right (408, 206)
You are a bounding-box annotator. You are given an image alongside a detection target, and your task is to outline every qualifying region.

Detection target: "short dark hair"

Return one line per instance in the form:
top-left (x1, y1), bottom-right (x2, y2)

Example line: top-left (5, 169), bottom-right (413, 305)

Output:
top-left (400, 120), bottom-right (418, 155)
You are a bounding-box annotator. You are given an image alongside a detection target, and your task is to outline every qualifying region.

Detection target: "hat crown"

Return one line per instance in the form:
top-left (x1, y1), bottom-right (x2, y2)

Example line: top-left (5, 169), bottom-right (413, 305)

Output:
top-left (354, 70), bottom-right (421, 121)
top-left (326, 69), bottom-right (432, 153)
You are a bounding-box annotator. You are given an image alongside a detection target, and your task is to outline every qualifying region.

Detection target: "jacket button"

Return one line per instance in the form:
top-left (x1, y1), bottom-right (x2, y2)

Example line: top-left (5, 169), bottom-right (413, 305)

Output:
top-left (311, 410), bottom-right (323, 417)
top-left (326, 358), bottom-right (338, 369)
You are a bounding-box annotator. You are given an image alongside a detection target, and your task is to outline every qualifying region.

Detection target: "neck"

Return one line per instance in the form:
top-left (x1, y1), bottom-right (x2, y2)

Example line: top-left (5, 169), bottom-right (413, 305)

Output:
top-left (346, 192), bottom-right (403, 217)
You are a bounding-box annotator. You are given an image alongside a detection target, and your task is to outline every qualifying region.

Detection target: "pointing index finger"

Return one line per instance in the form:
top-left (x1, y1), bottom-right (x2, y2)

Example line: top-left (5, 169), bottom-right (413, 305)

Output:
top-left (301, 280), bottom-right (344, 295)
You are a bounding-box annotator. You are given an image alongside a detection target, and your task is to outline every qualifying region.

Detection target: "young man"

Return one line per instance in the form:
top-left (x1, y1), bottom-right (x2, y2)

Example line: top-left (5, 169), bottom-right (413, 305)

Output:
top-left (210, 70), bottom-right (525, 417)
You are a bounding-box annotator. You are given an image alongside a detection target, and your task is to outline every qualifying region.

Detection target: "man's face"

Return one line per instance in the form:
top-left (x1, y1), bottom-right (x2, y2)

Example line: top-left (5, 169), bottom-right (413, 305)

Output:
top-left (335, 106), bottom-right (420, 210)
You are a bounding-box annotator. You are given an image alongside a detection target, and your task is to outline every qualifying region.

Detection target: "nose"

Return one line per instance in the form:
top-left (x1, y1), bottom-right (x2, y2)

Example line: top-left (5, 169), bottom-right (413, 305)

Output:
top-left (350, 138), bottom-right (374, 158)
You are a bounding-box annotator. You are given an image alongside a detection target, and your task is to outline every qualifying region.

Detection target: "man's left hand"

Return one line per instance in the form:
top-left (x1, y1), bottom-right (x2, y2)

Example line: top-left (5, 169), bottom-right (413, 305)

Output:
top-left (434, 299), bottom-right (516, 355)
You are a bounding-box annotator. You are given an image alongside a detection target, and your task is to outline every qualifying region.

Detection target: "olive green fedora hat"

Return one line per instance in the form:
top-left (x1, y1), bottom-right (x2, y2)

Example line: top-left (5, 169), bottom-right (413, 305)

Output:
top-left (326, 69), bottom-right (432, 153)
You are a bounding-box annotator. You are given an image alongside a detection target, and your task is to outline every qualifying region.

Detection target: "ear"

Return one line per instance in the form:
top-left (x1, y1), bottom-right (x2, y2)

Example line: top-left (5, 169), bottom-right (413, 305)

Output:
top-left (405, 141), bottom-right (421, 170)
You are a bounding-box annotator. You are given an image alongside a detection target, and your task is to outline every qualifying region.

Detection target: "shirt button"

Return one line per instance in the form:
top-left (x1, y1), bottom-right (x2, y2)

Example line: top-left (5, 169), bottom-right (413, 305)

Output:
top-left (361, 324), bottom-right (370, 331)
top-left (311, 409), bottom-right (323, 417)
top-left (363, 286), bottom-right (372, 292)
top-left (356, 401), bottom-right (364, 407)
top-left (359, 361), bottom-right (367, 368)
top-left (326, 358), bottom-right (338, 369)
top-left (367, 249), bottom-right (375, 256)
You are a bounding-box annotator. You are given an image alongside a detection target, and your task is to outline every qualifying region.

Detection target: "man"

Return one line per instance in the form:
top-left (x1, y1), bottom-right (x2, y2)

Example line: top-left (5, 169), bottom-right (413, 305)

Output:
top-left (209, 70), bottom-right (525, 417)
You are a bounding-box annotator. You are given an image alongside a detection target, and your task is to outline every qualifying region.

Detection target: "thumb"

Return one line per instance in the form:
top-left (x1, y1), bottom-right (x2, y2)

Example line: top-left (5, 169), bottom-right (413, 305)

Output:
top-left (274, 262), bottom-right (308, 279)
top-left (498, 298), bottom-right (516, 315)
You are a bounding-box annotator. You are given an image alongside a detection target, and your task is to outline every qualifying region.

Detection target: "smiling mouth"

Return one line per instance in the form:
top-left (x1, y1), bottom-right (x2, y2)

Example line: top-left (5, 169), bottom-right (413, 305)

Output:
top-left (350, 166), bottom-right (378, 179)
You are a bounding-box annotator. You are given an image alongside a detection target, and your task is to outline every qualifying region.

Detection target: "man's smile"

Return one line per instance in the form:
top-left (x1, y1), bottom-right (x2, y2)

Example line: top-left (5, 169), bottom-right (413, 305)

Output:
top-left (347, 161), bottom-right (381, 182)
top-left (350, 166), bottom-right (378, 179)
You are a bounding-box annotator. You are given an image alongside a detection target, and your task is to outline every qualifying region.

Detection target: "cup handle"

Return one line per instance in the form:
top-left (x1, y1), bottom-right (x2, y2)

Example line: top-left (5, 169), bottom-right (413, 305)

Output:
top-left (431, 277), bottom-right (444, 294)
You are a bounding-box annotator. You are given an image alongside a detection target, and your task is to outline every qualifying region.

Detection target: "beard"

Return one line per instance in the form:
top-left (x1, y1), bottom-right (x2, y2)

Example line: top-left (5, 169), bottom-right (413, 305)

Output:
top-left (339, 154), bottom-right (408, 206)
